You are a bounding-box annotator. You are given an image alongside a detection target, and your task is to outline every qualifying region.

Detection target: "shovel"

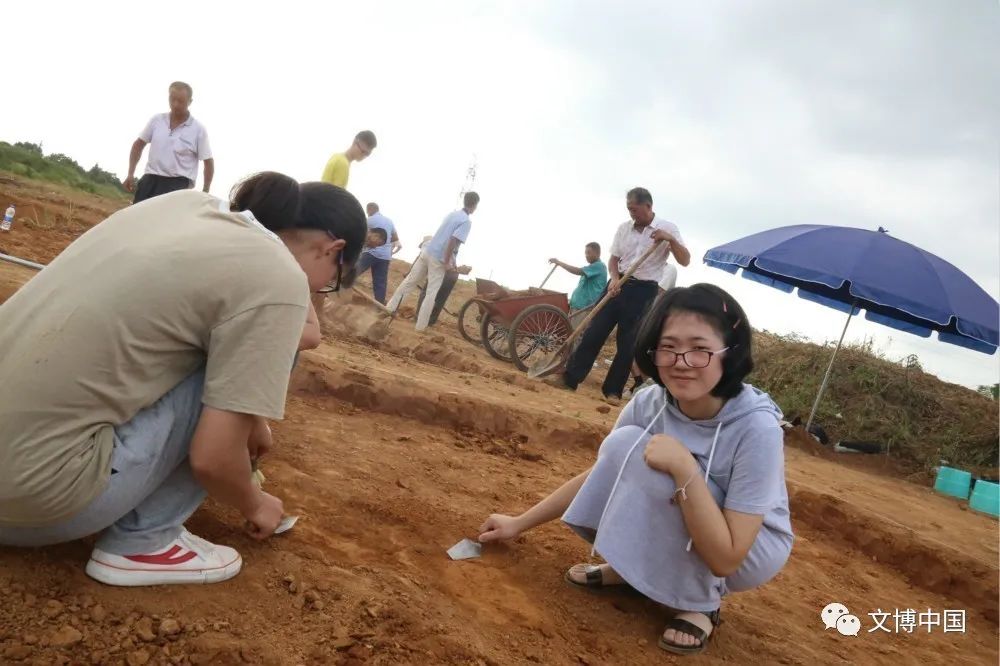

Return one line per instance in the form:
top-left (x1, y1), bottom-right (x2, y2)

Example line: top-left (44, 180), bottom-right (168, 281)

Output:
top-left (351, 286), bottom-right (392, 314)
top-left (527, 240), bottom-right (665, 379)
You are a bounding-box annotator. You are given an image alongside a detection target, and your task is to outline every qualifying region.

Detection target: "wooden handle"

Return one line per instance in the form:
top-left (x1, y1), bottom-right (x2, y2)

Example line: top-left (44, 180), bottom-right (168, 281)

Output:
top-left (538, 264), bottom-right (558, 289)
top-left (556, 241), bottom-right (664, 349)
top-left (351, 286), bottom-right (392, 313)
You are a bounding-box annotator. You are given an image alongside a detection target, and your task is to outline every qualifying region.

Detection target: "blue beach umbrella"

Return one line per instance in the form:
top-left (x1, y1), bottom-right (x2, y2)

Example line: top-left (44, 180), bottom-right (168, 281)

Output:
top-left (704, 225), bottom-right (999, 430)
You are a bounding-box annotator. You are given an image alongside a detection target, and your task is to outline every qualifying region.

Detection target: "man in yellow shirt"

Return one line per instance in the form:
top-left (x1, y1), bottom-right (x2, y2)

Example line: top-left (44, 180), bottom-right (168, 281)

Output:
top-left (314, 130), bottom-right (378, 320)
top-left (321, 130), bottom-right (377, 188)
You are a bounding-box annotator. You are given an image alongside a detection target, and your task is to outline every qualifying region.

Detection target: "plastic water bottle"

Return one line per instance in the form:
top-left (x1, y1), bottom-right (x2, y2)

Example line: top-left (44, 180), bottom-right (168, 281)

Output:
top-left (1, 204), bottom-right (14, 231)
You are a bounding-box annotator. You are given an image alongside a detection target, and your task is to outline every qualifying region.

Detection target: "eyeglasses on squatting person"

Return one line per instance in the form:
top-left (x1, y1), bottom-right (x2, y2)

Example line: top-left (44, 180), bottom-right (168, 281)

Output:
top-left (315, 232), bottom-right (349, 294)
top-left (647, 346), bottom-right (732, 368)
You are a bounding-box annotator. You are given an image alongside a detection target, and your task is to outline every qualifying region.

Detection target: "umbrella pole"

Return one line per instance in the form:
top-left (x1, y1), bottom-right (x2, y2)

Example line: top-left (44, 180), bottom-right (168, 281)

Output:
top-left (806, 306), bottom-right (854, 432)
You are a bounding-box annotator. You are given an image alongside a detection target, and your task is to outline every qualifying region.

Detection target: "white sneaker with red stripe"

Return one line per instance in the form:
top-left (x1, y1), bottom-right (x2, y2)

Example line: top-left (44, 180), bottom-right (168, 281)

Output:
top-left (85, 529), bottom-right (242, 586)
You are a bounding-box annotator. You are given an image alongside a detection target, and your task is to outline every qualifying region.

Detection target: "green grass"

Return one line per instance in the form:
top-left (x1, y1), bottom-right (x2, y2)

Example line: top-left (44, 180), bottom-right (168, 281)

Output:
top-left (0, 141), bottom-right (129, 200)
top-left (752, 332), bottom-right (999, 475)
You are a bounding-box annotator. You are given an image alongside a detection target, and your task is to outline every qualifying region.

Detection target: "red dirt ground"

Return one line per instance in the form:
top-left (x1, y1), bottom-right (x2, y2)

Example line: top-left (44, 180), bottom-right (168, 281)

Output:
top-left (1, 177), bottom-right (997, 665)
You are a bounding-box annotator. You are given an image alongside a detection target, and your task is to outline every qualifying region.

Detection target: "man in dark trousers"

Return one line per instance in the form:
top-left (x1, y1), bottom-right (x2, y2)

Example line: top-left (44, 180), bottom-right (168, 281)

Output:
top-left (354, 202), bottom-right (401, 304)
top-left (124, 82), bottom-right (214, 203)
top-left (546, 187), bottom-right (689, 404)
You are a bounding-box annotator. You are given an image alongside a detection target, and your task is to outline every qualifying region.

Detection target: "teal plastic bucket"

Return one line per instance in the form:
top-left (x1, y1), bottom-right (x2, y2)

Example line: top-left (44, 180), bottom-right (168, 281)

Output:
top-left (969, 480), bottom-right (1000, 518)
top-left (933, 466), bottom-right (972, 500)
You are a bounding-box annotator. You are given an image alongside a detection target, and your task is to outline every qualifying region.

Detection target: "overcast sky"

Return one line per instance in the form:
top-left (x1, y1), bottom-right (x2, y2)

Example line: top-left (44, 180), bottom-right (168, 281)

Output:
top-left (5, 0), bottom-right (998, 388)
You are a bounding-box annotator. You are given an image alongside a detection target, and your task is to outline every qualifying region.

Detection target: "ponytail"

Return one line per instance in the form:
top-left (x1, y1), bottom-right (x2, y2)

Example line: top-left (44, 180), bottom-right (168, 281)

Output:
top-left (230, 171), bottom-right (367, 269)
top-left (230, 172), bottom-right (301, 232)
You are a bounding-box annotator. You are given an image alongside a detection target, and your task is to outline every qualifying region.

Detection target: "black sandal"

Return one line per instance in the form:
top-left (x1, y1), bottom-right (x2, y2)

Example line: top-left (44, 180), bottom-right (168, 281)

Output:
top-left (563, 563), bottom-right (630, 593)
top-left (657, 609), bottom-right (721, 655)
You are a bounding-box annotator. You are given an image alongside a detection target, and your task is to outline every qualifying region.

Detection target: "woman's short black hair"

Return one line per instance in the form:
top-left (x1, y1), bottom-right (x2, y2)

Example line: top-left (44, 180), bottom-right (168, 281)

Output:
top-left (634, 283), bottom-right (754, 399)
top-left (230, 172), bottom-right (367, 284)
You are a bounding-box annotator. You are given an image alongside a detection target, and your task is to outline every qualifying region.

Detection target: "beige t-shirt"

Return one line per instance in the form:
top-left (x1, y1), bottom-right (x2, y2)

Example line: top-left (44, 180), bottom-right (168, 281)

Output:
top-left (0, 190), bottom-right (309, 527)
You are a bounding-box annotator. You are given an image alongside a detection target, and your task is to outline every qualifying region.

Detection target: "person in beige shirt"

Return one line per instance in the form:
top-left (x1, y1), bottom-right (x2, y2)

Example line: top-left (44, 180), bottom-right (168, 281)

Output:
top-left (0, 172), bottom-right (366, 586)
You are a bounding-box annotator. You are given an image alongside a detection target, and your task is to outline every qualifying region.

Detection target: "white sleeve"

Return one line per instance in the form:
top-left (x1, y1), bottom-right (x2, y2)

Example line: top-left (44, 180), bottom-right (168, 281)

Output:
top-left (609, 224), bottom-right (625, 257)
top-left (452, 220), bottom-right (471, 243)
top-left (138, 116), bottom-right (156, 143)
top-left (197, 126), bottom-right (213, 160)
top-left (667, 221), bottom-right (685, 247)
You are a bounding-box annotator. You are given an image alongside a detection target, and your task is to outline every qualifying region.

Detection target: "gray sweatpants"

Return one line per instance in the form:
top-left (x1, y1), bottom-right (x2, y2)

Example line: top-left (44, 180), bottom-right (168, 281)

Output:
top-left (0, 371), bottom-right (207, 555)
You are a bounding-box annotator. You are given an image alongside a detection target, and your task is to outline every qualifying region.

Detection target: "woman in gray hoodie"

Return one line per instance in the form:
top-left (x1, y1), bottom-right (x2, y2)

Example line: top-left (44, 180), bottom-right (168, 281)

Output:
top-left (479, 284), bottom-right (793, 655)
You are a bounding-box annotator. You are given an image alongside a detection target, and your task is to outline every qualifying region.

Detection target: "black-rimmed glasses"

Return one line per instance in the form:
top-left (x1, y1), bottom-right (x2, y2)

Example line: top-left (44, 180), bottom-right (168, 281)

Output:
top-left (647, 346), bottom-right (730, 368)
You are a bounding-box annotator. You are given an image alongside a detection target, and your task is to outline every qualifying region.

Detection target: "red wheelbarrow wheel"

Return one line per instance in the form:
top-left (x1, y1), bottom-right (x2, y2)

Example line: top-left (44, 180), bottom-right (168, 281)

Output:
top-left (508, 304), bottom-right (573, 373)
top-left (457, 298), bottom-right (483, 345)
top-left (480, 312), bottom-right (513, 362)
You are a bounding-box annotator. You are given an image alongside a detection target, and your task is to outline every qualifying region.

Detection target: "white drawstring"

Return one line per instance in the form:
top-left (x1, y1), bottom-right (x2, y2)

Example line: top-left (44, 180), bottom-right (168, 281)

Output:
top-left (590, 399), bottom-right (668, 556)
top-left (590, 393), bottom-right (724, 556)
top-left (684, 421), bottom-right (722, 552)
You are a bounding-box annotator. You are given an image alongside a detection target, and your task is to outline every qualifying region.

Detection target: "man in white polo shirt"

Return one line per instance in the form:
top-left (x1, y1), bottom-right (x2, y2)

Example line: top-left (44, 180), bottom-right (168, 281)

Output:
top-left (547, 187), bottom-right (690, 403)
top-left (386, 191), bottom-right (479, 331)
top-left (124, 81), bottom-right (214, 204)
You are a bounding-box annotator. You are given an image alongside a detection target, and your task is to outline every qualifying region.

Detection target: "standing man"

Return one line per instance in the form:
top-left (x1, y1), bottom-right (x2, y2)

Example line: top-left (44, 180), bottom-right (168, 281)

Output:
top-left (355, 202), bottom-right (401, 304)
top-left (321, 130), bottom-right (377, 189)
top-left (387, 192), bottom-right (479, 331)
top-left (124, 82), bottom-right (213, 204)
top-left (549, 242), bottom-right (608, 312)
top-left (623, 262), bottom-right (680, 398)
top-left (547, 187), bottom-right (690, 404)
